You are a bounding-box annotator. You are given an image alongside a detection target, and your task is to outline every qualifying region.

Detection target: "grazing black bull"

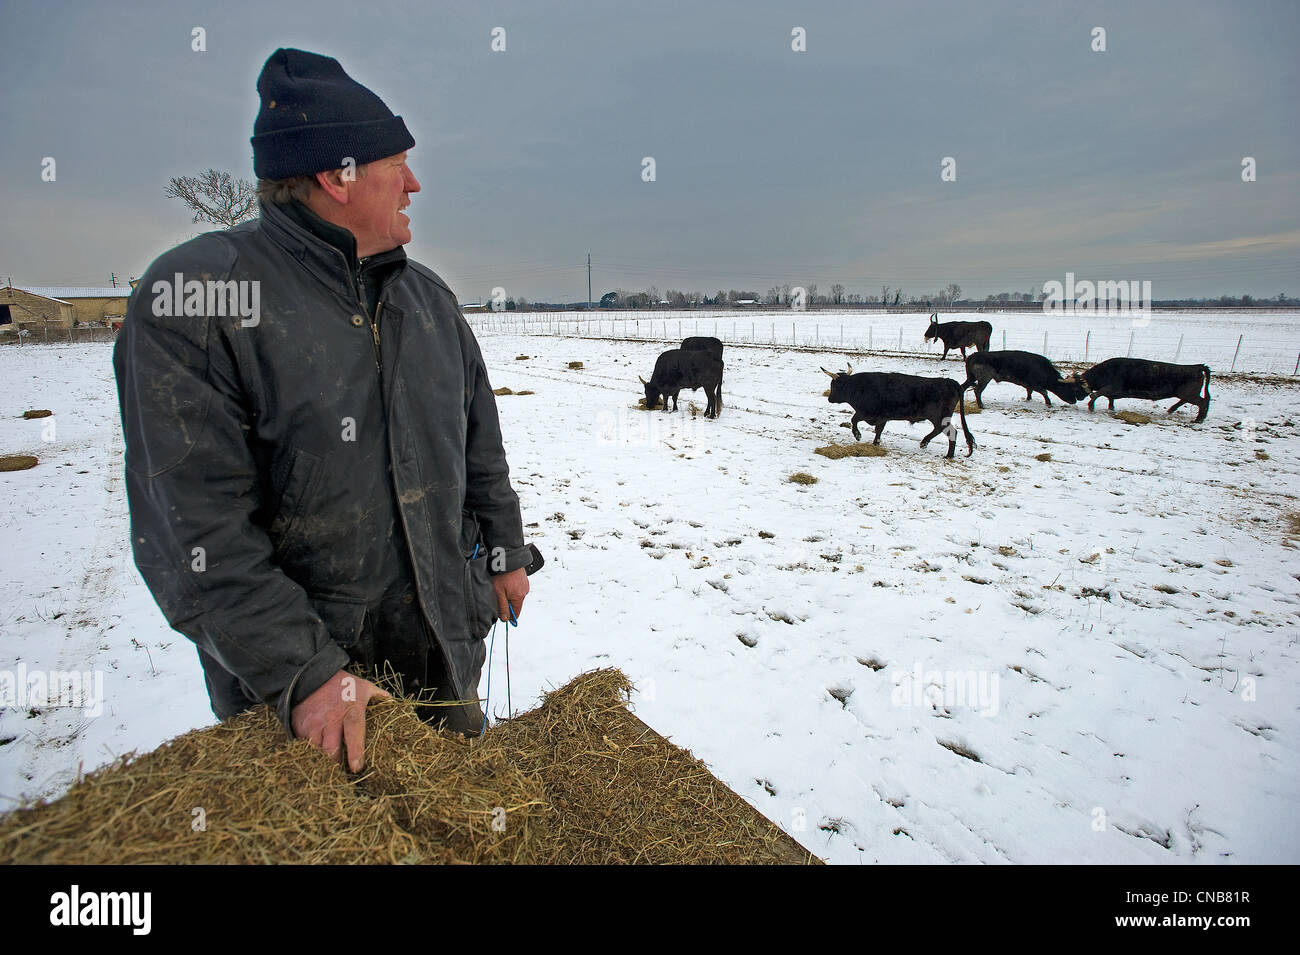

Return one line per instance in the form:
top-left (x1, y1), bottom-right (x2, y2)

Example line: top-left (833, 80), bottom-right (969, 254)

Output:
top-left (1074, 358), bottom-right (1212, 423)
top-left (822, 364), bottom-right (975, 458)
top-left (681, 336), bottom-right (724, 360)
top-left (962, 350), bottom-right (1089, 408)
top-left (640, 348), bottom-right (724, 418)
top-left (924, 313), bottom-right (993, 360)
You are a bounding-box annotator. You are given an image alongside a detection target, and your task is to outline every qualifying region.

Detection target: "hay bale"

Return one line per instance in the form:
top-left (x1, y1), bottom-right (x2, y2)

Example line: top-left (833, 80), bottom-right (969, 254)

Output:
top-left (815, 443), bottom-right (886, 459)
top-left (0, 707), bottom-right (418, 864)
top-left (788, 472), bottom-right (819, 485)
top-left (22, 410), bottom-right (52, 419)
top-left (567, 361), bottom-right (584, 370)
top-left (961, 400), bottom-right (981, 415)
top-left (1116, 410), bottom-right (1152, 425)
top-left (515, 390), bottom-right (535, 396)
top-left (515, 355), bottom-right (530, 361)
top-left (0, 669), bottom-right (817, 865)
top-left (1035, 453), bottom-right (1052, 462)
top-left (493, 387), bottom-right (514, 396)
top-left (0, 455), bottom-right (38, 472)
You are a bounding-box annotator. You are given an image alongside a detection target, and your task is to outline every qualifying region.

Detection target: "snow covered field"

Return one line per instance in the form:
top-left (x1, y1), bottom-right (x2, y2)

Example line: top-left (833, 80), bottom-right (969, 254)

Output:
top-left (2, 336), bottom-right (1298, 864)
top-left (478, 308), bottom-right (1300, 375)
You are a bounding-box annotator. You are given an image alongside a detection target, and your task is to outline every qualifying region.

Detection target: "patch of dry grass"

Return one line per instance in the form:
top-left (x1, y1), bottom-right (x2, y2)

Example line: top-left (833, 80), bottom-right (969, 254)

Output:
top-left (788, 472), bottom-right (819, 485)
top-left (1116, 410), bottom-right (1152, 425)
top-left (815, 443), bottom-right (886, 459)
top-left (0, 455), bottom-right (38, 472)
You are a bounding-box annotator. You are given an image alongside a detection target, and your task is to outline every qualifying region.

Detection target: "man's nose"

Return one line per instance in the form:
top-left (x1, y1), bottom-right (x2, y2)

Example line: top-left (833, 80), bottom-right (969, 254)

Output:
top-left (404, 167), bottom-right (421, 193)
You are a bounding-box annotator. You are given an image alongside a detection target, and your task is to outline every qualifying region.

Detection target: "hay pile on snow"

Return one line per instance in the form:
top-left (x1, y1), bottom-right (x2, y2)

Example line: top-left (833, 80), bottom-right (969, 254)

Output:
top-left (1115, 410), bottom-right (1152, 424)
top-left (815, 442), bottom-right (886, 459)
top-left (0, 670), bottom-right (818, 865)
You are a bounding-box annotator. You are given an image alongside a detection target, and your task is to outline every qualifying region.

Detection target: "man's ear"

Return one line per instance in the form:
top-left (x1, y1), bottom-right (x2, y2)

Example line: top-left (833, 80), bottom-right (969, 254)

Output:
top-left (314, 168), bottom-right (351, 205)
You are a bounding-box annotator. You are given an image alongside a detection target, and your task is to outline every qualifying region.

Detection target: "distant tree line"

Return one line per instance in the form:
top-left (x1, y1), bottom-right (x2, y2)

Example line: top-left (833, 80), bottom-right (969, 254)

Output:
top-left (523, 286), bottom-right (1297, 311)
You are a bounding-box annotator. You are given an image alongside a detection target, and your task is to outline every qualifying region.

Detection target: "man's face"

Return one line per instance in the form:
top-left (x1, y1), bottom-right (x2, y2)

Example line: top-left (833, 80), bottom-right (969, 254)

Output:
top-left (347, 151), bottom-right (421, 256)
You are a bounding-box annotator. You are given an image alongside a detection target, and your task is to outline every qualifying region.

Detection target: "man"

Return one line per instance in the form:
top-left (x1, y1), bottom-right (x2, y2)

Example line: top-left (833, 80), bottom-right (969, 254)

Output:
top-left (114, 48), bottom-right (533, 771)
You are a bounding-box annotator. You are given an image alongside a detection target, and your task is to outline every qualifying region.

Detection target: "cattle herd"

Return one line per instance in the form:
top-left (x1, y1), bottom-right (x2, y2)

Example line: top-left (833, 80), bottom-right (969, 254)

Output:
top-left (637, 313), bottom-right (1214, 458)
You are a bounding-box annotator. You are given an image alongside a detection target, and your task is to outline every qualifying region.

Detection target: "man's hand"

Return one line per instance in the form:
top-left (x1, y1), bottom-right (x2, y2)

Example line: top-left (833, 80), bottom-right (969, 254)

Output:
top-left (291, 670), bottom-right (390, 772)
top-left (493, 567), bottom-right (530, 623)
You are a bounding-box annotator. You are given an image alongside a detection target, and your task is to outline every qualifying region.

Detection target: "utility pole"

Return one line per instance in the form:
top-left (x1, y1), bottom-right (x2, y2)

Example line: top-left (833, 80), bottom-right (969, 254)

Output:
top-left (587, 253), bottom-right (592, 312)
top-left (110, 272), bottom-right (118, 288)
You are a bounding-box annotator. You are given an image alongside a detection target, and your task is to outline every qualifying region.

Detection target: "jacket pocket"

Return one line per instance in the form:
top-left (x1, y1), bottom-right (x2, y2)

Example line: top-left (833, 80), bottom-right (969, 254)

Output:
top-left (268, 448), bottom-right (324, 561)
top-left (463, 554), bottom-right (499, 641)
top-left (307, 592), bottom-right (370, 658)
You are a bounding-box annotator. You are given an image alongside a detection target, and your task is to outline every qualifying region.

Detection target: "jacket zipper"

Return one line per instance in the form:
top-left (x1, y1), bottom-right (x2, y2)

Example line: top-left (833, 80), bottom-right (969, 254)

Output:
top-left (356, 260), bottom-right (381, 368)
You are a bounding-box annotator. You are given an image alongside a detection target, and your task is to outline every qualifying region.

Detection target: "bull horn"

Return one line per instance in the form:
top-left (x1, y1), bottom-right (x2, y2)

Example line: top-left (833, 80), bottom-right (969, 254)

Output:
top-left (820, 366), bottom-right (838, 378)
top-left (638, 374), bottom-right (648, 385)
top-left (846, 362), bottom-right (853, 375)
top-left (929, 313), bottom-right (937, 322)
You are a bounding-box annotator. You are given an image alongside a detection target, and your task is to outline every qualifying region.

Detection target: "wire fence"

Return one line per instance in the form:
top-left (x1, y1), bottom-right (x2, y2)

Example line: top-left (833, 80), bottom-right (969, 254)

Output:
top-left (468, 309), bottom-right (1300, 376)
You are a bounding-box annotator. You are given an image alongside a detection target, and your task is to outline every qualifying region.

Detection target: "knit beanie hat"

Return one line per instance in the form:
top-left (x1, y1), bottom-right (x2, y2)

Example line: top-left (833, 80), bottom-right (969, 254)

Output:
top-left (251, 48), bottom-right (415, 180)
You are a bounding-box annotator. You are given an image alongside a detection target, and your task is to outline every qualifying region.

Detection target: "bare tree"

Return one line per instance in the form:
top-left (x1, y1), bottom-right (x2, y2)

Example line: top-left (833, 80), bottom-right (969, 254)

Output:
top-left (165, 169), bottom-right (258, 227)
top-left (944, 283), bottom-right (961, 305)
top-left (831, 283), bottom-right (844, 305)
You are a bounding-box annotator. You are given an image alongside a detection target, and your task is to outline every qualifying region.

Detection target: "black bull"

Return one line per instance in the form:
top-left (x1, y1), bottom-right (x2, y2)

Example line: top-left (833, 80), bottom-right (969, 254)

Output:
top-left (925, 314), bottom-right (993, 360)
top-left (962, 350), bottom-right (1089, 407)
top-left (640, 349), bottom-right (724, 418)
top-left (823, 367), bottom-right (975, 458)
top-left (1076, 357), bottom-right (1212, 422)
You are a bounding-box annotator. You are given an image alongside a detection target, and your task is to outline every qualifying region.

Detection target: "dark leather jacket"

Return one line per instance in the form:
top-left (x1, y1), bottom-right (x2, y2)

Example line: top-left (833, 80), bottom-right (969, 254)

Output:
top-left (114, 199), bottom-right (527, 731)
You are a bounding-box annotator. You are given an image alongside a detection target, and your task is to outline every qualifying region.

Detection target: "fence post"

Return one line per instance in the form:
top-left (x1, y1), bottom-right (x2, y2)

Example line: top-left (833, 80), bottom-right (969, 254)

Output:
top-left (840, 324), bottom-right (844, 347)
top-left (869, 326), bottom-right (873, 350)
top-left (1230, 334), bottom-right (1243, 372)
top-left (751, 321), bottom-right (755, 342)
top-left (1127, 329), bottom-right (1135, 357)
top-left (898, 327), bottom-right (902, 351)
top-left (771, 322), bottom-right (774, 343)
top-left (1294, 352), bottom-right (1300, 375)
top-left (1043, 331), bottom-right (1048, 355)
top-left (1002, 329), bottom-right (1006, 350)
top-left (1084, 329), bottom-right (1090, 363)
top-left (1173, 333), bottom-right (1183, 363)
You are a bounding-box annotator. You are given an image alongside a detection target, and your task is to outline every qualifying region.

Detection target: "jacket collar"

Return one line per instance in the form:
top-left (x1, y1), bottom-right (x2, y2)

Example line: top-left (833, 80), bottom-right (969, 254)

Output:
top-left (257, 199), bottom-right (407, 302)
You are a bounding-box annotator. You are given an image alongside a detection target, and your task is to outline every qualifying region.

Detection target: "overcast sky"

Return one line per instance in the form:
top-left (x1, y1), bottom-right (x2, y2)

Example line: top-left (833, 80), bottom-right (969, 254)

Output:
top-left (1, 0), bottom-right (1297, 302)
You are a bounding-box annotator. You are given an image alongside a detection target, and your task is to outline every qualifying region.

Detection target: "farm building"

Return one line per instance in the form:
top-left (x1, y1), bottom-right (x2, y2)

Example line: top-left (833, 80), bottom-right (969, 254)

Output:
top-left (0, 286), bottom-right (132, 338)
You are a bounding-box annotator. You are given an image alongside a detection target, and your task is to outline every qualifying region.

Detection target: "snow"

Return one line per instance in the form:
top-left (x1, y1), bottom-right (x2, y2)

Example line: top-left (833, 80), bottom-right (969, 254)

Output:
top-left (2, 331), bottom-right (1298, 864)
